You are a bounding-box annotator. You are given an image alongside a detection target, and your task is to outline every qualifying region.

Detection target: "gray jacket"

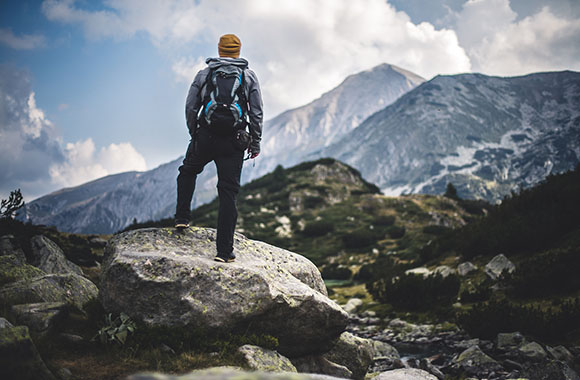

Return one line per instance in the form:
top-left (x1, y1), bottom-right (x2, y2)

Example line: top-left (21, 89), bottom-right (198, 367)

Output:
top-left (185, 57), bottom-right (263, 154)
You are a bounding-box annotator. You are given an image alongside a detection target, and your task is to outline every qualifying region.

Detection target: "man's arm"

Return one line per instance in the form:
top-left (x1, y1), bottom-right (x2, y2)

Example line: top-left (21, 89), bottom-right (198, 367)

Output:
top-left (245, 69), bottom-right (263, 158)
top-left (185, 69), bottom-right (207, 137)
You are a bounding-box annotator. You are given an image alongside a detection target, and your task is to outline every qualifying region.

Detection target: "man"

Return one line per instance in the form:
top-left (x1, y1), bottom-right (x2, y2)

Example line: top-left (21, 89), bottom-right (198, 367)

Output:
top-left (175, 34), bottom-right (263, 263)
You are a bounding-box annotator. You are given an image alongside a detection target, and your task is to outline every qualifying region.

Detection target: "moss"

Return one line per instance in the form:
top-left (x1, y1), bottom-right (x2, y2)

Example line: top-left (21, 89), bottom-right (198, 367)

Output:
top-left (0, 255), bottom-right (46, 286)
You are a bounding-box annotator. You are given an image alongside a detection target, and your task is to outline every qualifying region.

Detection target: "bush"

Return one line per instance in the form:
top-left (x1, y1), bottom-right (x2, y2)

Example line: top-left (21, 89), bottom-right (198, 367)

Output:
top-left (374, 214), bottom-right (395, 226)
top-left (302, 220), bottom-right (334, 237)
top-left (304, 196), bottom-right (325, 209)
top-left (459, 282), bottom-right (492, 303)
top-left (387, 225), bottom-right (406, 239)
top-left (422, 225), bottom-right (452, 235)
top-left (457, 298), bottom-right (580, 341)
top-left (1, 189), bottom-right (24, 219)
top-left (321, 264), bottom-right (352, 280)
top-left (369, 273), bottom-right (460, 311)
top-left (343, 227), bottom-right (377, 249)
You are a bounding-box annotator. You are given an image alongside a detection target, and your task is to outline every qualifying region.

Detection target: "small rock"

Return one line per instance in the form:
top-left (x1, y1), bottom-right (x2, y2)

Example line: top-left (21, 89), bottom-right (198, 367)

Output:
top-left (371, 339), bottom-right (400, 360)
top-left (11, 302), bottom-right (68, 336)
top-left (405, 267), bottom-right (432, 278)
top-left (324, 331), bottom-right (373, 380)
top-left (453, 345), bottom-right (503, 374)
top-left (419, 358), bottom-right (445, 380)
top-left (518, 342), bottom-right (547, 362)
top-left (56, 367), bottom-right (73, 380)
top-left (485, 254), bottom-right (515, 280)
top-left (546, 345), bottom-right (575, 364)
top-left (30, 235), bottom-right (83, 276)
top-left (59, 333), bottom-right (85, 345)
top-left (457, 262), bottom-right (477, 276)
top-left (343, 298), bottom-right (363, 314)
top-left (433, 265), bottom-right (455, 278)
top-left (0, 317), bottom-right (14, 329)
top-left (374, 368), bottom-right (439, 380)
top-left (497, 332), bottom-right (526, 351)
top-left (237, 345), bottom-right (297, 372)
top-left (291, 355), bottom-right (352, 378)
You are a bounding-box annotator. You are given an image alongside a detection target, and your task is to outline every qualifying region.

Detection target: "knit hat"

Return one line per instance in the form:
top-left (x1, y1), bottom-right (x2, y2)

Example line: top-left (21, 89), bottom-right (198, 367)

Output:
top-left (218, 34), bottom-right (241, 58)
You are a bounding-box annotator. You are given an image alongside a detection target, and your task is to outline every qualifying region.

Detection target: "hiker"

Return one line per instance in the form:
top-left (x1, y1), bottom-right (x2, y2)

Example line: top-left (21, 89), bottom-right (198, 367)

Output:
top-left (175, 34), bottom-right (263, 263)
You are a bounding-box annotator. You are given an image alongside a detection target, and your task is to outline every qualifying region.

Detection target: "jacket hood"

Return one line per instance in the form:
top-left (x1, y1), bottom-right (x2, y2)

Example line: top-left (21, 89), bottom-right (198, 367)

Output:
top-left (206, 57), bottom-right (249, 69)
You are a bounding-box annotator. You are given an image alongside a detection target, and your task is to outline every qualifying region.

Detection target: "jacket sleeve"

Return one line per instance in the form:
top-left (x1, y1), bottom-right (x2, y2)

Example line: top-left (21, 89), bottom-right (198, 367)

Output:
top-left (245, 69), bottom-right (264, 154)
top-left (185, 69), bottom-right (207, 137)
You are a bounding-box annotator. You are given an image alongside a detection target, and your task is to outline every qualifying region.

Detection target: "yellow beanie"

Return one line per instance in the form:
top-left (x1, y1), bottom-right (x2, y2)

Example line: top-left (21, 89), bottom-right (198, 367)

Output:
top-left (218, 34), bottom-right (241, 58)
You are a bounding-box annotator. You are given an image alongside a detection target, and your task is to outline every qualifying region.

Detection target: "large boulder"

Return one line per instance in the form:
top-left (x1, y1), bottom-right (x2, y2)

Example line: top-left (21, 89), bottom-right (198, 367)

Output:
top-left (0, 273), bottom-right (98, 310)
top-left (484, 254), bottom-right (515, 280)
top-left (100, 227), bottom-right (348, 357)
top-left (457, 262), bottom-right (477, 277)
top-left (0, 325), bottom-right (57, 380)
top-left (11, 302), bottom-right (68, 336)
top-left (374, 368), bottom-right (438, 380)
top-left (30, 235), bottom-right (83, 276)
top-left (324, 332), bottom-right (373, 380)
top-left (0, 254), bottom-right (45, 286)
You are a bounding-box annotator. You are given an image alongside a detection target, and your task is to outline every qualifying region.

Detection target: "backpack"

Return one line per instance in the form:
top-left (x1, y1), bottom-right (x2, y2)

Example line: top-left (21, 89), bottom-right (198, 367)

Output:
top-left (199, 64), bottom-right (248, 136)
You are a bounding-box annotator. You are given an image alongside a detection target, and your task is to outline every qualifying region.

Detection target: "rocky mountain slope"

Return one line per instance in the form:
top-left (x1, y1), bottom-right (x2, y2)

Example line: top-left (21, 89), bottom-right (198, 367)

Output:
top-left (20, 63), bottom-right (424, 234)
top-left (319, 70), bottom-right (580, 202)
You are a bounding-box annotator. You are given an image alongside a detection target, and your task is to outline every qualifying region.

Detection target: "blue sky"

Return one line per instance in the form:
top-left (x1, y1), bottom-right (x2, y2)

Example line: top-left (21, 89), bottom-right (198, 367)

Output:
top-left (1, 0), bottom-right (580, 201)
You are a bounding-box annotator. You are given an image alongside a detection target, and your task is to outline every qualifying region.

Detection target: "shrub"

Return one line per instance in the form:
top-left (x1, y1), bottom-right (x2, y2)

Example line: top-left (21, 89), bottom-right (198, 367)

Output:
top-left (422, 225), bottom-right (452, 235)
top-left (387, 225), bottom-right (406, 239)
top-left (457, 298), bottom-right (580, 341)
top-left (1, 189), bottom-right (24, 219)
top-left (369, 273), bottom-right (460, 311)
top-left (459, 282), bottom-right (492, 303)
top-left (343, 227), bottom-right (377, 249)
top-left (304, 196), bottom-right (325, 209)
top-left (302, 220), bottom-right (334, 237)
top-left (321, 264), bottom-right (352, 280)
top-left (374, 214), bottom-right (396, 226)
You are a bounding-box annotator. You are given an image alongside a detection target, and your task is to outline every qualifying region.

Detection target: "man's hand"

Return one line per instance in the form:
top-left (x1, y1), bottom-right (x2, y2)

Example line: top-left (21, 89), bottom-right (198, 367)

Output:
top-left (249, 150), bottom-right (260, 159)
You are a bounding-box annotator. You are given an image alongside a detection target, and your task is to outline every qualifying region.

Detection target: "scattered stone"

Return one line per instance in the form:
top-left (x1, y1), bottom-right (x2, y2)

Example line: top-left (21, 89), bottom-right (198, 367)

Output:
top-left (324, 332), bottom-right (374, 380)
top-left (405, 267), bottom-right (431, 278)
top-left (30, 235), bottom-right (83, 276)
top-left (237, 345), bottom-right (297, 372)
top-left (0, 254), bottom-right (46, 286)
top-left (457, 262), bottom-right (477, 276)
top-left (419, 358), bottom-right (445, 379)
top-left (371, 339), bottom-right (400, 360)
top-left (0, 235), bottom-right (26, 264)
top-left (547, 345), bottom-right (575, 364)
top-left (11, 302), bottom-right (68, 336)
top-left (343, 298), bottom-right (363, 314)
top-left (0, 273), bottom-right (98, 311)
top-left (518, 342), bottom-right (547, 362)
top-left (485, 254), bottom-right (515, 280)
top-left (292, 355), bottom-right (352, 378)
top-left (374, 368), bottom-right (438, 380)
top-left (0, 317), bottom-right (14, 329)
top-left (100, 227), bottom-right (348, 357)
top-left (0, 325), bottom-right (57, 380)
top-left (497, 332), bottom-right (526, 351)
top-left (128, 367), bottom-right (347, 379)
top-left (433, 266), bottom-right (455, 278)
top-left (453, 345), bottom-right (503, 375)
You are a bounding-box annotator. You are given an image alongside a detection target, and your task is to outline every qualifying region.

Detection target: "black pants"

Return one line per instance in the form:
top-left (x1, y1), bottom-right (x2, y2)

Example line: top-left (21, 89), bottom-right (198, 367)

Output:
top-left (176, 128), bottom-right (244, 256)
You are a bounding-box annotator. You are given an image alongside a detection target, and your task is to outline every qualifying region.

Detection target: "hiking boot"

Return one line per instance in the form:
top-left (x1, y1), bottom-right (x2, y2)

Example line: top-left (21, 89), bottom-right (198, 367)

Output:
top-left (174, 219), bottom-right (190, 229)
top-left (214, 253), bottom-right (235, 263)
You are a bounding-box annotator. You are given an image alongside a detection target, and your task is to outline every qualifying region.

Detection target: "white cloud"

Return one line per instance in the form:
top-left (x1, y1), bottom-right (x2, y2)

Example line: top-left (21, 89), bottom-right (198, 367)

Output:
top-left (171, 56), bottom-right (207, 84)
top-left (455, 0), bottom-right (580, 75)
top-left (41, 0), bottom-right (472, 116)
top-left (49, 139), bottom-right (147, 188)
top-left (0, 65), bottom-right (147, 200)
top-left (0, 28), bottom-right (46, 50)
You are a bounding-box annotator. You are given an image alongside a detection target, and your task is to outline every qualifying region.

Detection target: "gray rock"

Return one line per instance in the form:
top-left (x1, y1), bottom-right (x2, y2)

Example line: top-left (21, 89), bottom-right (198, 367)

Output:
top-left (59, 333), bottom-right (85, 345)
top-left (100, 227), bottom-right (348, 357)
top-left (374, 368), bottom-right (438, 380)
top-left (523, 360), bottom-right (580, 380)
top-left (292, 355), bottom-right (352, 378)
top-left (405, 267), bottom-right (431, 278)
top-left (342, 298), bottom-right (363, 314)
top-left (11, 302), bottom-right (68, 336)
top-left (0, 254), bottom-right (46, 286)
top-left (419, 358), bottom-right (444, 380)
top-left (0, 235), bottom-right (26, 264)
top-left (56, 367), bottom-right (73, 380)
top-left (238, 345), bottom-right (297, 372)
top-left (89, 236), bottom-right (108, 248)
top-left (30, 235), bottom-right (83, 276)
top-left (457, 262), bottom-right (477, 276)
top-left (0, 325), bottom-right (57, 380)
top-left (485, 254), bottom-right (515, 280)
top-left (0, 316), bottom-right (14, 329)
top-left (128, 367), bottom-right (345, 379)
top-left (371, 340), bottom-right (400, 360)
top-left (453, 345), bottom-right (503, 374)
top-left (547, 345), bottom-right (575, 364)
top-left (433, 265), bottom-right (455, 278)
top-left (324, 332), bottom-right (373, 380)
top-left (0, 273), bottom-right (98, 310)
top-left (518, 342), bottom-right (547, 362)
top-left (497, 332), bottom-right (526, 351)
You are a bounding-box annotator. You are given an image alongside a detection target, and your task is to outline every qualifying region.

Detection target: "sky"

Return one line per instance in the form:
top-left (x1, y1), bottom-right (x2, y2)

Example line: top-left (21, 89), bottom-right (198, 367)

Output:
top-left (1, 0), bottom-right (580, 201)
